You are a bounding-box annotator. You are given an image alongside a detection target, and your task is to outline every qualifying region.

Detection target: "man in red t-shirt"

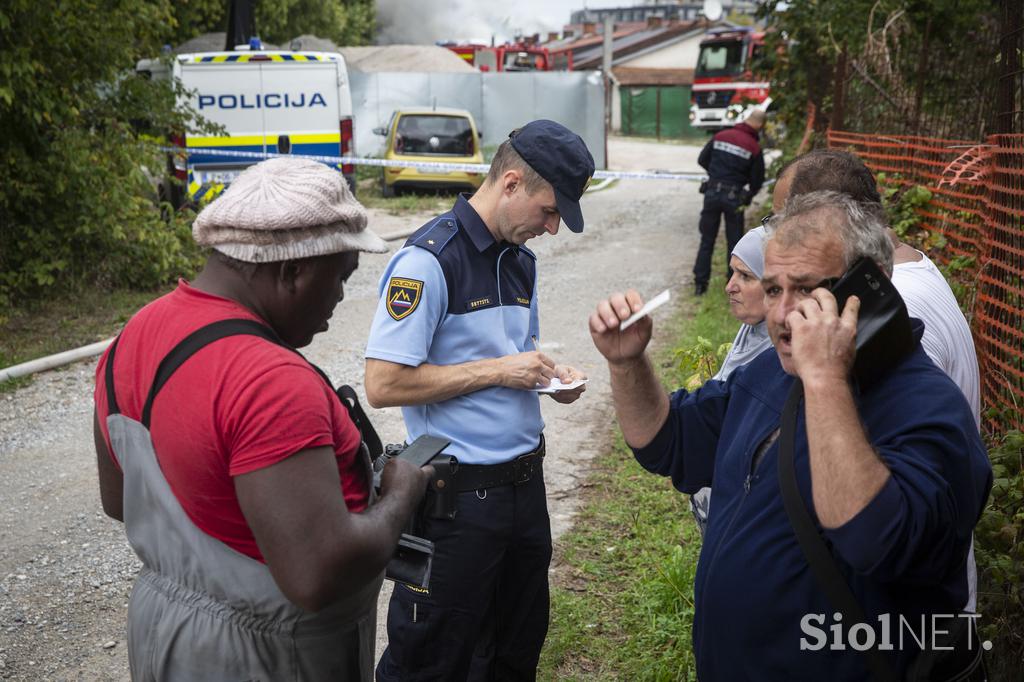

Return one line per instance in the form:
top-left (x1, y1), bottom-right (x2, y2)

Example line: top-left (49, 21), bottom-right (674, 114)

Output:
top-left (93, 157), bottom-right (430, 681)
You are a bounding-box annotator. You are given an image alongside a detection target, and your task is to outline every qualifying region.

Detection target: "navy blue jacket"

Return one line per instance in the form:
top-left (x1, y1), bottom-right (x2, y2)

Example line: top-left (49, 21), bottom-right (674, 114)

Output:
top-left (698, 122), bottom-right (765, 196)
top-left (633, 323), bottom-right (991, 680)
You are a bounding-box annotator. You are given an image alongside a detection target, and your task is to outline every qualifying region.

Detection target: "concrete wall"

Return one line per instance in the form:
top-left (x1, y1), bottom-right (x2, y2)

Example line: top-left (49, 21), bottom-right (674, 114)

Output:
top-left (621, 35), bottom-right (702, 69)
top-left (350, 70), bottom-right (607, 168)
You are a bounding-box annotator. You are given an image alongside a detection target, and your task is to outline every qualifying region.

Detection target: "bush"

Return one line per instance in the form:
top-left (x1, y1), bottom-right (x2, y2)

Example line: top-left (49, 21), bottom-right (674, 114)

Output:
top-left (0, 0), bottom-right (375, 316)
top-left (0, 1), bottom-right (210, 313)
top-left (975, 430), bottom-right (1024, 680)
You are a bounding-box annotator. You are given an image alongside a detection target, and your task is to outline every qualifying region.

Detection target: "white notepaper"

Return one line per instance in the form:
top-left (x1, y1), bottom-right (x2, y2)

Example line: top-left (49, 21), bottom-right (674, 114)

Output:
top-left (532, 377), bottom-right (590, 394)
top-left (619, 289), bottom-right (671, 330)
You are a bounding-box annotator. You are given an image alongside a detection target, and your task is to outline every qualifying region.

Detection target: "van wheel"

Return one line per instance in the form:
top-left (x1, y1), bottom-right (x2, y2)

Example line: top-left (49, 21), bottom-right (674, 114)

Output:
top-left (381, 175), bottom-right (395, 198)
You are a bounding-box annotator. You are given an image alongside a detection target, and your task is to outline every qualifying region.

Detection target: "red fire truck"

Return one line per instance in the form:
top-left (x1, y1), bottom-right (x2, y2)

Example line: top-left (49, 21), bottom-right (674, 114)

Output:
top-left (443, 42), bottom-right (567, 72)
top-left (689, 27), bottom-right (771, 131)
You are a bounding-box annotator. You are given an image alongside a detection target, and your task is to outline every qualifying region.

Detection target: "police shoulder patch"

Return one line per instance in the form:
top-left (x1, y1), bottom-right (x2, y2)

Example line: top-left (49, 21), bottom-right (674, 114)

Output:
top-left (386, 277), bottom-right (424, 321)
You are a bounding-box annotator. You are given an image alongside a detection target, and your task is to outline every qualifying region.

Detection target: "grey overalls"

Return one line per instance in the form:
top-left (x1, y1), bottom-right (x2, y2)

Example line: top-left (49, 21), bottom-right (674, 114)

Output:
top-left (103, 319), bottom-right (382, 681)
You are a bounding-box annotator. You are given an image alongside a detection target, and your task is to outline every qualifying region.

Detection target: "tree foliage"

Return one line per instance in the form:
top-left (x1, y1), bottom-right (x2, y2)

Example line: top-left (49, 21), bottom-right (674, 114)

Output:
top-left (166, 0), bottom-right (376, 48)
top-left (757, 0), bottom-right (1000, 148)
top-left (257, 0), bottom-right (375, 47)
top-left (0, 0), bottom-right (202, 311)
top-left (0, 0), bottom-right (374, 313)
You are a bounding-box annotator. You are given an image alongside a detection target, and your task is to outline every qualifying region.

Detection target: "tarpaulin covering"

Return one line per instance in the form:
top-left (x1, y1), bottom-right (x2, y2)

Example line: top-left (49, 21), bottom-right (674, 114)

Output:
top-left (350, 70), bottom-right (606, 168)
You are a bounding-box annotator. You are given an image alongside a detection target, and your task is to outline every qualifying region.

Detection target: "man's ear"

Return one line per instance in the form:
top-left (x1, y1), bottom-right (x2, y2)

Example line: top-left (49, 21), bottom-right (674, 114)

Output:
top-left (277, 260), bottom-right (303, 293)
top-left (502, 169), bottom-right (522, 196)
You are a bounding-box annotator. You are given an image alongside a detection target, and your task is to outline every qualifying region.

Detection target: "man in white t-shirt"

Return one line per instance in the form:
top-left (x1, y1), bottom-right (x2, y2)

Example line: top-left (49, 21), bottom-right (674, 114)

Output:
top-left (774, 149), bottom-right (981, 610)
top-left (891, 253), bottom-right (981, 425)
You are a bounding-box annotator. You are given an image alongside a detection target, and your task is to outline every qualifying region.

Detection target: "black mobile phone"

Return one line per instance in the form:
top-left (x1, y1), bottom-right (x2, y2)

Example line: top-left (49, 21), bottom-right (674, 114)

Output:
top-left (829, 257), bottom-right (914, 387)
top-left (395, 434), bottom-right (451, 468)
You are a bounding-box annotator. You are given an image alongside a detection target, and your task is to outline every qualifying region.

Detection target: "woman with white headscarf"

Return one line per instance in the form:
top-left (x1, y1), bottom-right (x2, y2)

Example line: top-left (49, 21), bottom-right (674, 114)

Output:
top-left (713, 226), bottom-right (772, 380)
top-left (691, 226), bottom-right (772, 534)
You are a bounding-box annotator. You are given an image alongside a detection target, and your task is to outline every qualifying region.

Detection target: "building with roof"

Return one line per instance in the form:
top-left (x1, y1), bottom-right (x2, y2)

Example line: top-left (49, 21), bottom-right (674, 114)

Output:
top-left (544, 16), bottom-right (731, 138)
top-left (569, 1), bottom-right (758, 26)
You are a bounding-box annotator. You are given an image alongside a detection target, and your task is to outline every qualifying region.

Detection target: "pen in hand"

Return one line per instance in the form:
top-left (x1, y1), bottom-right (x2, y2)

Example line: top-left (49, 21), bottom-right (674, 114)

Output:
top-left (531, 335), bottom-right (553, 388)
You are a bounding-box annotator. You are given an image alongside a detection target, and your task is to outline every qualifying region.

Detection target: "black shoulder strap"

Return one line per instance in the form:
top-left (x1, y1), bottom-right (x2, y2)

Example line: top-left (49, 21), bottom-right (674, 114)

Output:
top-left (137, 318), bottom-right (384, 463)
top-left (777, 380), bottom-right (898, 682)
top-left (141, 319), bottom-right (284, 428)
top-left (104, 336), bottom-right (122, 416)
top-left (335, 384), bottom-right (383, 460)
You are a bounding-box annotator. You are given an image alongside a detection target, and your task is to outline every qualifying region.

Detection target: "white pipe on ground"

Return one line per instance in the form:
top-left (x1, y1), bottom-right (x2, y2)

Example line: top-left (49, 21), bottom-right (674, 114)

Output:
top-left (0, 338), bottom-right (114, 383)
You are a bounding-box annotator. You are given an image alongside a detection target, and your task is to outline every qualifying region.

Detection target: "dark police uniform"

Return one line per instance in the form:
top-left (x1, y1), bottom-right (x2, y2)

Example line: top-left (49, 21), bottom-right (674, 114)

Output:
top-left (367, 195), bottom-right (551, 681)
top-left (693, 121), bottom-right (765, 294)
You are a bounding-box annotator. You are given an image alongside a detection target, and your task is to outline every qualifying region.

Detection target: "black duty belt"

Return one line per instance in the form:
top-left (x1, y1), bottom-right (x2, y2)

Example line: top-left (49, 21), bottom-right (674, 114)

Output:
top-left (708, 180), bottom-right (742, 193)
top-left (455, 436), bottom-right (545, 492)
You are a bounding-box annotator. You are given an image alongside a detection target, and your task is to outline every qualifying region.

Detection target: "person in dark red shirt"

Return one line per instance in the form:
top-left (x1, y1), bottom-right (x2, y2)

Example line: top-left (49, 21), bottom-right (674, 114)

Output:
top-left (693, 110), bottom-right (766, 295)
top-left (93, 157), bottom-right (431, 681)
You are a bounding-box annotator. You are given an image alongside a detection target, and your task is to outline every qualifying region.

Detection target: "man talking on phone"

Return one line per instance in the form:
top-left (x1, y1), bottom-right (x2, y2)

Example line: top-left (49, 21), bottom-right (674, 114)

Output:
top-left (589, 191), bottom-right (990, 680)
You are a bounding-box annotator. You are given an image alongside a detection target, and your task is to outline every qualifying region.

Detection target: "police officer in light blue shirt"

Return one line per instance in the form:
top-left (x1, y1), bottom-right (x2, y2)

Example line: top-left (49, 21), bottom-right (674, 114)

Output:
top-left (365, 120), bottom-right (594, 681)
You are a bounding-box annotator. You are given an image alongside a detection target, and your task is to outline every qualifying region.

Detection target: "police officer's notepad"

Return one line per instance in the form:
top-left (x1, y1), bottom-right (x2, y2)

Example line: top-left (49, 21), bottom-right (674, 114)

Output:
top-left (532, 377), bottom-right (589, 394)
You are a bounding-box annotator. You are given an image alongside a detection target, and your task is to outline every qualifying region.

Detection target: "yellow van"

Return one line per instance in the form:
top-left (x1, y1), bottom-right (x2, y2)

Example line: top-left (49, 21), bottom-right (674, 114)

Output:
top-left (375, 108), bottom-right (485, 197)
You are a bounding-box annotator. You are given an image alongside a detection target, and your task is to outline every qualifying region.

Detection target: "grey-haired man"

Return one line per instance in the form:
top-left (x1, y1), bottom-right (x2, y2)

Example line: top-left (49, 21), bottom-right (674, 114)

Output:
top-left (590, 191), bottom-right (990, 679)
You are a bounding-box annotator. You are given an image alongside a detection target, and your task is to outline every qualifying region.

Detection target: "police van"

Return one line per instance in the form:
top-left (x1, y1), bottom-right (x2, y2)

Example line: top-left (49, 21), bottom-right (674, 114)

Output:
top-left (138, 44), bottom-right (356, 206)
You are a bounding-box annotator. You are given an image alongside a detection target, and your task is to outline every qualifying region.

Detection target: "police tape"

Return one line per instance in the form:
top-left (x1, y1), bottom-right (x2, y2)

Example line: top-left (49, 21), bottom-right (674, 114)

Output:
top-left (167, 147), bottom-right (709, 183)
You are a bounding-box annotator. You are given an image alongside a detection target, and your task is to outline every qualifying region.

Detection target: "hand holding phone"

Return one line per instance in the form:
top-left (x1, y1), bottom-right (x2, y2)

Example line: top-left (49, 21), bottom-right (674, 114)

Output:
top-left (786, 284), bottom-right (861, 385)
top-left (828, 257), bottom-right (914, 386)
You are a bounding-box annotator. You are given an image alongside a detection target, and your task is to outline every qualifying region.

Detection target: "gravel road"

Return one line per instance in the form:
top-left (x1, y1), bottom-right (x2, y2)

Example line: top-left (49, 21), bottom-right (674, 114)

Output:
top-left (0, 137), bottom-right (708, 680)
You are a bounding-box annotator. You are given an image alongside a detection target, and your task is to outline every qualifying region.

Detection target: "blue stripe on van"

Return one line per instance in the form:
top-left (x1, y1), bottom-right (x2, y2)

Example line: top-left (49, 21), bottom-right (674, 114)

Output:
top-left (188, 143), bottom-right (341, 166)
top-left (270, 142), bottom-right (341, 156)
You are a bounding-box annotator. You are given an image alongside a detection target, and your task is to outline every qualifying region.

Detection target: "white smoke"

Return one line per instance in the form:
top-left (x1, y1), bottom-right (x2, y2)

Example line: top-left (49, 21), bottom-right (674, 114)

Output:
top-left (375, 0), bottom-right (571, 45)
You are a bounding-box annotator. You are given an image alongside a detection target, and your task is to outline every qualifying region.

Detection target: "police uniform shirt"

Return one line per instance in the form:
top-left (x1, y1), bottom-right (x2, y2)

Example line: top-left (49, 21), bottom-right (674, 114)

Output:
top-left (365, 195), bottom-right (543, 465)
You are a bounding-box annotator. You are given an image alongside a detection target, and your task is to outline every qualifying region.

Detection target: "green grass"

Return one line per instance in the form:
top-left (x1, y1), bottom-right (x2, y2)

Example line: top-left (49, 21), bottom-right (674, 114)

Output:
top-left (353, 164), bottom-right (463, 215)
top-left (539, 261), bottom-right (738, 681)
top-left (0, 285), bottom-right (172, 391)
top-left (540, 432), bottom-right (702, 681)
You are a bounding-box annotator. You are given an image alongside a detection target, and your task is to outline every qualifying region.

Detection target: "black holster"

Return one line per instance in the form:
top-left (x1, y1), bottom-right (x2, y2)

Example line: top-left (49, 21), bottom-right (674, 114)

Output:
top-left (378, 445), bottom-right (461, 524)
top-left (422, 455), bottom-right (460, 521)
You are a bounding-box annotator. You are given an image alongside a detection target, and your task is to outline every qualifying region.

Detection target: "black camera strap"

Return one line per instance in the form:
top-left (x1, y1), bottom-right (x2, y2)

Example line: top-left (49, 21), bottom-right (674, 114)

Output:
top-left (778, 379), bottom-right (899, 682)
top-left (128, 320), bottom-right (382, 465)
top-left (336, 385), bottom-right (383, 461)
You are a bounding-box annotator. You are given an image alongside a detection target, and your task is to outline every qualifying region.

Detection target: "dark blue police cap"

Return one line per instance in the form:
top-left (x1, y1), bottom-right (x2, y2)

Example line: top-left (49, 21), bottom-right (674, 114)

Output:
top-left (509, 120), bottom-right (595, 233)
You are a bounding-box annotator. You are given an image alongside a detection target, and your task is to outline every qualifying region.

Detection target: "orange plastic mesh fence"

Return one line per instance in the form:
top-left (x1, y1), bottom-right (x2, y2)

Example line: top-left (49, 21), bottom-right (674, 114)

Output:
top-left (828, 130), bottom-right (1024, 431)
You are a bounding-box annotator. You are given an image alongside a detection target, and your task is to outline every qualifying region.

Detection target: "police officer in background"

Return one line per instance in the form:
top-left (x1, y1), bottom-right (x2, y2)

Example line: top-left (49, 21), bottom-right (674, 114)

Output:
top-left (365, 120), bottom-right (593, 681)
top-left (693, 109), bottom-right (766, 295)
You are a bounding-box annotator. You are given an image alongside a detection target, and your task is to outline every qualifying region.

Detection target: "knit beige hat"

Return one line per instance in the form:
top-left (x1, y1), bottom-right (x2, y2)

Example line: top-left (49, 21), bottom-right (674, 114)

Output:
top-left (192, 157), bottom-right (388, 262)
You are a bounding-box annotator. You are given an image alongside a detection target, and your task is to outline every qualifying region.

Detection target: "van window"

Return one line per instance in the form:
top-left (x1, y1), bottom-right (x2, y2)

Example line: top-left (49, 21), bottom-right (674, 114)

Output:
top-left (395, 115), bottom-right (475, 155)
